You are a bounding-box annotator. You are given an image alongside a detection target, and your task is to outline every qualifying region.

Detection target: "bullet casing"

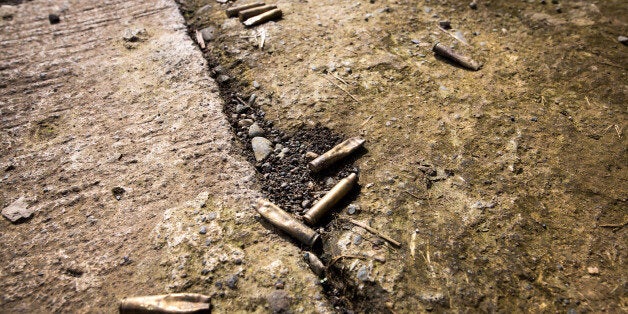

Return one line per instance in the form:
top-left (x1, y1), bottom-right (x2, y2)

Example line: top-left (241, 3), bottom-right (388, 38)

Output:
top-left (256, 199), bottom-right (320, 246)
top-left (243, 9), bottom-right (283, 27)
top-left (119, 293), bottom-right (211, 313)
top-left (238, 5), bottom-right (277, 22)
top-left (309, 137), bottom-right (365, 173)
top-left (432, 42), bottom-right (481, 71)
top-left (304, 173), bottom-right (358, 225)
top-left (225, 2), bottom-right (265, 17)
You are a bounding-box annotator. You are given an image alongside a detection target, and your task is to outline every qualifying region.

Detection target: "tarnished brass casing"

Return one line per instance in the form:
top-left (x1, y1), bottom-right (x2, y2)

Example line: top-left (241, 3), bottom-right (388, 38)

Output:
top-left (432, 42), bottom-right (481, 71)
top-left (256, 199), bottom-right (320, 246)
top-left (309, 137), bottom-right (365, 172)
top-left (243, 9), bottom-right (283, 27)
top-left (119, 293), bottom-right (211, 313)
top-left (304, 173), bottom-right (358, 225)
top-left (225, 2), bottom-right (265, 18)
top-left (238, 5), bottom-right (277, 21)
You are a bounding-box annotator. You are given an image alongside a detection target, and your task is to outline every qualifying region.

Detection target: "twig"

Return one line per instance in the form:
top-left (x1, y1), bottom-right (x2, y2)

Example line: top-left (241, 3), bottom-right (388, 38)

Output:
top-left (597, 60), bottom-right (627, 70)
top-left (235, 96), bottom-right (248, 107)
top-left (347, 219), bottom-right (401, 247)
top-left (599, 221), bottom-right (627, 228)
top-left (360, 115), bottom-right (373, 127)
top-left (404, 190), bottom-right (424, 200)
top-left (437, 27), bottom-right (469, 46)
top-left (328, 254), bottom-right (368, 268)
top-left (332, 73), bottom-right (349, 85)
top-left (321, 74), bottom-right (361, 104)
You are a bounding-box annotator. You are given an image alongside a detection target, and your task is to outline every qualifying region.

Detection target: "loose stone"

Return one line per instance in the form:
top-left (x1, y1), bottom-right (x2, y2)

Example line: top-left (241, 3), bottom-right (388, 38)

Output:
top-left (251, 137), bottom-right (273, 161)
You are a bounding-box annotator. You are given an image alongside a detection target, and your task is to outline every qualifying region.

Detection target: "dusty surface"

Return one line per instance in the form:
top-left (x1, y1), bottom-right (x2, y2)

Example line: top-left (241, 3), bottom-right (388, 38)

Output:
top-left (0, 0), bottom-right (329, 312)
top-left (183, 0), bottom-right (627, 312)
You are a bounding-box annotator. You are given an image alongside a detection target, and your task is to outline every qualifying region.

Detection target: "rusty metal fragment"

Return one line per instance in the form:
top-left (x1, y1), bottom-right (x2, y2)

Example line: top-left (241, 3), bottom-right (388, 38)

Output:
top-left (119, 293), bottom-right (211, 313)
top-left (243, 9), bottom-right (283, 27)
top-left (308, 137), bottom-right (365, 173)
top-left (256, 199), bottom-right (320, 246)
top-left (432, 42), bottom-right (481, 71)
top-left (238, 5), bottom-right (277, 22)
top-left (225, 2), bottom-right (265, 18)
top-left (304, 173), bottom-right (358, 225)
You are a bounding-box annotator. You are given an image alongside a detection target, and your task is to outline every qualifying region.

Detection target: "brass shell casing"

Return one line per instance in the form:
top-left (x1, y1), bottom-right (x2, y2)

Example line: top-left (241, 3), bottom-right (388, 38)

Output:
top-left (256, 199), bottom-right (320, 247)
top-left (119, 293), bottom-right (211, 313)
top-left (432, 42), bottom-right (481, 71)
top-left (243, 9), bottom-right (283, 27)
top-left (309, 137), bottom-right (365, 173)
top-left (225, 2), bottom-right (265, 18)
top-left (238, 5), bottom-right (277, 22)
top-left (304, 173), bottom-right (358, 225)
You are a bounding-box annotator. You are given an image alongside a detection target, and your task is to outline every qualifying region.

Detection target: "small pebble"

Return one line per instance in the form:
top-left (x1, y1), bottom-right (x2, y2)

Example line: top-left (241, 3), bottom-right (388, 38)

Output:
top-left (357, 266), bottom-right (369, 281)
top-left (587, 266), bottom-right (599, 275)
top-left (439, 20), bottom-right (451, 30)
top-left (252, 81), bottom-right (260, 89)
top-left (469, 1), bottom-right (478, 9)
top-left (274, 279), bottom-right (285, 289)
top-left (305, 151), bottom-right (319, 159)
top-left (217, 74), bottom-right (230, 83)
top-left (248, 123), bottom-right (264, 137)
top-left (347, 204), bottom-right (358, 215)
top-left (353, 234), bottom-right (363, 245)
top-left (619, 36), bottom-right (628, 45)
top-left (199, 226), bottom-right (207, 234)
top-left (48, 14), bottom-right (60, 24)
top-left (226, 275), bottom-right (238, 289)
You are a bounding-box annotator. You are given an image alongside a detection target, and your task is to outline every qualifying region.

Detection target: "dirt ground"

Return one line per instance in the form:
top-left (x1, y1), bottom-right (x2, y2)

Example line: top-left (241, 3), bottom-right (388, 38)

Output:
top-left (182, 0), bottom-right (627, 312)
top-left (1, 0), bottom-right (626, 313)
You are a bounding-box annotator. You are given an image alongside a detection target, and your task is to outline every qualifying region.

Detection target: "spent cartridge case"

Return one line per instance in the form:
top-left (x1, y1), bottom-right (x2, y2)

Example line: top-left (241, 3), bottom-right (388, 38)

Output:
top-left (304, 173), bottom-right (358, 225)
top-left (238, 5), bottom-right (277, 22)
top-left (432, 42), bottom-right (481, 71)
top-left (119, 293), bottom-right (211, 313)
top-left (243, 8), bottom-right (283, 27)
top-left (225, 2), bottom-right (265, 18)
top-left (309, 137), bottom-right (365, 173)
top-left (256, 199), bottom-right (320, 246)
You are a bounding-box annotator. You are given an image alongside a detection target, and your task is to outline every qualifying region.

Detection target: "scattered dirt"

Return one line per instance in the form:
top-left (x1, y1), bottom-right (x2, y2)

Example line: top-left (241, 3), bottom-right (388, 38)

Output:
top-left (182, 0), bottom-right (627, 312)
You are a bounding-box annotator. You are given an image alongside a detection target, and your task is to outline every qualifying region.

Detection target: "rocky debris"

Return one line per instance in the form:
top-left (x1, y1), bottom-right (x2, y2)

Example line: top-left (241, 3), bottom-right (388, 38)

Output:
top-left (587, 266), bottom-right (599, 275)
top-left (199, 226), bottom-right (207, 234)
top-left (2, 197), bottom-right (33, 223)
top-left (346, 204), bottom-right (358, 215)
top-left (248, 122), bottom-right (264, 137)
top-left (619, 36), bottom-right (628, 45)
top-left (252, 81), bottom-right (260, 89)
top-left (111, 187), bottom-right (125, 200)
top-left (469, 1), bottom-right (477, 10)
top-left (267, 290), bottom-right (291, 313)
top-left (48, 13), bottom-right (60, 24)
top-left (200, 26), bottom-right (217, 41)
top-left (122, 28), bottom-right (147, 42)
top-left (438, 20), bottom-right (451, 30)
top-left (252, 137), bottom-right (273, 161)
top-left (225, 274), bottom-right (238, 289)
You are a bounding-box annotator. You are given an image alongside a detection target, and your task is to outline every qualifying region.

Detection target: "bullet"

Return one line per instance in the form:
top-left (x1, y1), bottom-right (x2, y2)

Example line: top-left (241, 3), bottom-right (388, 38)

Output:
top-left (225, 2), bottom-right (265, 18)
top-left (238, 5), bottom-right (277, 22)
top-left (243, 9), bottom-right (283, 27)
top-left (119, 293), bottom-right (211, 313)
top-left (432, 42), bottom-right (481, 71)
top-left (304, 252), bottom-right (326, 277)
top-left (256, 199), bottom-right (320, 247)
top-left (304, 173), bottom-right (358, 225)
top-left (309, 137), bottom-right (365, 173)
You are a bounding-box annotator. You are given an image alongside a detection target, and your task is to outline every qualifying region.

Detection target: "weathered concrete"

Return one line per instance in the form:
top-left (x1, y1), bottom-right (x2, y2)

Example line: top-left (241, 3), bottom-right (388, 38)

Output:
top-left (0, 0), bottom-right (328, 312)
